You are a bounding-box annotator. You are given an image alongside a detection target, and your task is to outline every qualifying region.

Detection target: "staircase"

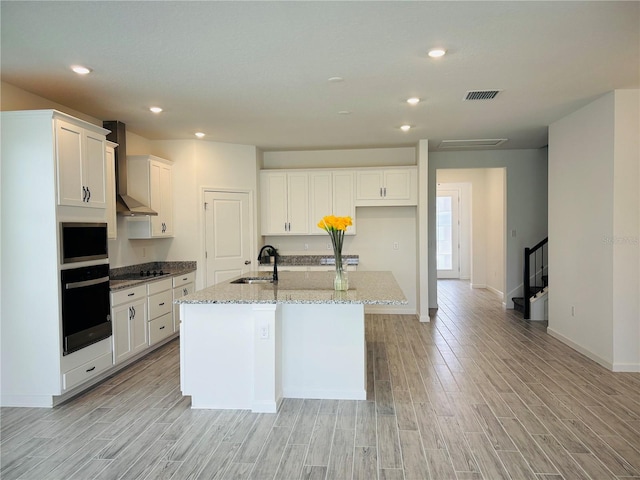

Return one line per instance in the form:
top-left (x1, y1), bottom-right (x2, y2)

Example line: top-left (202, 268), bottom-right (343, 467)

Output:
top-left (512, 237), bottom-right (548, 319)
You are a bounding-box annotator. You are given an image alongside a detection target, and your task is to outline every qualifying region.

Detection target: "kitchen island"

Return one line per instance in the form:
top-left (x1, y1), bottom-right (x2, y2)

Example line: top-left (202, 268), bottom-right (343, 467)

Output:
top-left (176, 271), bottom-right (407, 412)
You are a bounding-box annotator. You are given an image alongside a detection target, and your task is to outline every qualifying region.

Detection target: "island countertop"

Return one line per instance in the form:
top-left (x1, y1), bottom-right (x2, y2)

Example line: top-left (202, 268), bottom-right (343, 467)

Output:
top-left (176, 270), bottom-right (407, 305)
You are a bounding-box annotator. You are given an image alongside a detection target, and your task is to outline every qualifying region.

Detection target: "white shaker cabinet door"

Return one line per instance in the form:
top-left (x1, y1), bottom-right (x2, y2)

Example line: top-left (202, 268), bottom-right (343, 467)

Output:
top-left (286, 172), bottom-right (309, 234)
top-left (84, 130), bottom-right (107, 208)
top-left (56, 120), bottom-right (85, 207)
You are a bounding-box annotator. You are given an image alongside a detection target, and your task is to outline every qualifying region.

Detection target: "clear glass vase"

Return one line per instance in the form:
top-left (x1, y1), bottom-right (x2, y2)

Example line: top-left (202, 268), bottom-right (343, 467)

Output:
top-left (334, 258), bottom-right (349, 291)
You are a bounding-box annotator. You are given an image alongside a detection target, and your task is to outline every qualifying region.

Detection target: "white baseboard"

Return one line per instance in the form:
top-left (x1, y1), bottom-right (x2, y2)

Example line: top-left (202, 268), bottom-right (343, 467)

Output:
top-left (611, 363), bottom-right (640, 373)
top-left (470, 283), bottom-right (486, 289)
top-left (364, 306), bottom-right (416, 315)
top-left (546, 327), bottom-right (615, 370)
top-left (486, 285), bottom-right (504, 300)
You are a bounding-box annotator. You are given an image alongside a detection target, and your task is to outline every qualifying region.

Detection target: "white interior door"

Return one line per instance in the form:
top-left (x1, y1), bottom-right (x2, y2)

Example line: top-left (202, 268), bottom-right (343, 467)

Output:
top-left (204, 191), bottom-right (252, 287)
top-left (437, 189), bottom-right (460, 279)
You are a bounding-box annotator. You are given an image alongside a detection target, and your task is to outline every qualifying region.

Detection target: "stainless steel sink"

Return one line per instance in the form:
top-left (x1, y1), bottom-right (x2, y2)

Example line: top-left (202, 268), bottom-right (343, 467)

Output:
top-left (230, 277), bottom-right (274, 284)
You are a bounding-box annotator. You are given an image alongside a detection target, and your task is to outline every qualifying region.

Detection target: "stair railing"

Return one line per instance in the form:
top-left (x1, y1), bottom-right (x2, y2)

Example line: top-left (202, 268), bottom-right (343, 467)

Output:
top-left (523, 237), bottom-right (548, 319)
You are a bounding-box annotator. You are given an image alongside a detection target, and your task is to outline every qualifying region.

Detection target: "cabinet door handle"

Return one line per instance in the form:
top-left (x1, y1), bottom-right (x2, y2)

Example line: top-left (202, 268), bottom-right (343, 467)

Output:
top-left (183, 288), bottom-right (188, 296)
top-left (87, 187), bottom-right (91, 202)
top-left (82, 186), bottom-right (87, 202)
top-left (383, 187), bottom-right (387, 197)
top-left (159, 326), bottom-right (165, 330)
top-left (128, 292), bottom-right (135, 297)
top-left (159, 302), bottom-right (165, 306)
top-left (131, 306), bottom-right (136, 319)
top-left (379, 187), bottom-right (383, 198)
top-left (128, 306), bottom-right (132, 319)
top-left (86, 366), bottom-right (96, 373)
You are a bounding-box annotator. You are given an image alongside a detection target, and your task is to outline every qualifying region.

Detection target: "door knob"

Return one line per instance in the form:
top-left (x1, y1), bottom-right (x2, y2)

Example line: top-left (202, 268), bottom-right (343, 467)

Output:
top-left (244, 260), bottom-right (251, 265)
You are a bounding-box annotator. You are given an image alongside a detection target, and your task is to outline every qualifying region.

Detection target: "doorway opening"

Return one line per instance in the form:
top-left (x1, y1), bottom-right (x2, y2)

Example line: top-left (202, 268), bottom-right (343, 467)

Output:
top-left (435, 169), bottom-right (505, 307)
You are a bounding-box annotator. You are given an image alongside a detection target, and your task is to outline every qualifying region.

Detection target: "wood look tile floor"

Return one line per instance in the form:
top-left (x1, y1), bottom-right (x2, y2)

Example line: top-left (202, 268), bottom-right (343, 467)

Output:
top-left (2, 280), bottom-right (640, 480)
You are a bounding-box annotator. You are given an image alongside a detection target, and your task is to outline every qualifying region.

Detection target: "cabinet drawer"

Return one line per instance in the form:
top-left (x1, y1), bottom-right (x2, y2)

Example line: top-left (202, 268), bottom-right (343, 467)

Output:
top-left (173, 272), bottom-right (195, 288)
top-left (149, 312), bottom-right (173, 345)
top-left (147, 278), bottom-right (172, 295)
top-left (148, 289), bottom-right (172, 320)
top-left (62, 352), bottom-right (113, 391)
top-left (111, 285), bottom-right (146, 307)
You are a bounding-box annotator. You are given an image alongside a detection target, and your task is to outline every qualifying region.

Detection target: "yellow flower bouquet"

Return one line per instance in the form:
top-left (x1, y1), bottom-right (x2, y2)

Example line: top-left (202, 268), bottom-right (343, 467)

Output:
top-left (318, 215), bottom-right (352, 290)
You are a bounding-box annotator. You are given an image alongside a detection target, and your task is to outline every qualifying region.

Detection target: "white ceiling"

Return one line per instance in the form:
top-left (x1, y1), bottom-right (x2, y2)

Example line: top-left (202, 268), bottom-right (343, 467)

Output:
top-left (1, 1), bottom-right (638, 152)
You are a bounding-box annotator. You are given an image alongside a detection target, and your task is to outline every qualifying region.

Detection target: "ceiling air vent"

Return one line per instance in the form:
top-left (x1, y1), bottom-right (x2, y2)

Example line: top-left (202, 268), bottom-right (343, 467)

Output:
top-left (464, 90), bottom-right (501, 101)
top-left (438, 139), bottom-right (508, 149)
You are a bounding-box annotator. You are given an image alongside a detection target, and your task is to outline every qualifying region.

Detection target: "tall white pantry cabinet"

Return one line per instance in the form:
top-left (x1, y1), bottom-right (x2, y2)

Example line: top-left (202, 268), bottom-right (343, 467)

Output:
top-left (1, 110), bottom-right (112, 407)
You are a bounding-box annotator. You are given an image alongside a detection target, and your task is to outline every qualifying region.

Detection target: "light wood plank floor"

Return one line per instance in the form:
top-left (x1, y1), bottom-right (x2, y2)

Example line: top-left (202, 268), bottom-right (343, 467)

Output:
top-left (2, 280), bottom-right (640, 479)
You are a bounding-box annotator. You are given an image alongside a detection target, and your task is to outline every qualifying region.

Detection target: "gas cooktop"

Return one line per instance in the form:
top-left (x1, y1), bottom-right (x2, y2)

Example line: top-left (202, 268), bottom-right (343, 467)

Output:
top-left (111, 270), bottom-right (172, 281)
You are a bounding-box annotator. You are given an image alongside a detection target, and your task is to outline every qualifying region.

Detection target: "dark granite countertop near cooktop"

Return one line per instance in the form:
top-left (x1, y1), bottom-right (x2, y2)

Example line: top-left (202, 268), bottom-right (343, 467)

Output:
top-left (110, 261), bottom-right (196, 291)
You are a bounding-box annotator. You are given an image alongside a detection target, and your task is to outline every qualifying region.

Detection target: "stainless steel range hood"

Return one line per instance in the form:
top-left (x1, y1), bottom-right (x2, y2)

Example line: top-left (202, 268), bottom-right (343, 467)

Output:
top-left (103, 120), bottom-right (158, 216)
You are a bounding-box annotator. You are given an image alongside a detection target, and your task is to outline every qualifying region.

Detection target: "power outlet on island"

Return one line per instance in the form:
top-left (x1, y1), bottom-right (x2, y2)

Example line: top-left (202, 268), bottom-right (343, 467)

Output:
top-left (259, 325), bottom-right (269, 339)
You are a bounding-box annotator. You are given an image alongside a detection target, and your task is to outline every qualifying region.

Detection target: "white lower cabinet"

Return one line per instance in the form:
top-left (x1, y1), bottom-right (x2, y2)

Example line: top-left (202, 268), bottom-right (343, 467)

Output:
top-left (148, 278), bottom-right (173, 345)
top-left (172, 272), bottom-right (196, 332)
top-left (111, 285), bottom-right (148, 364)
top-left (60, 337), bottom-right (113, 393)
top-left (149, 313), bottom-right (173, 345)
top-left (62, 352), bottom-right (113, 391)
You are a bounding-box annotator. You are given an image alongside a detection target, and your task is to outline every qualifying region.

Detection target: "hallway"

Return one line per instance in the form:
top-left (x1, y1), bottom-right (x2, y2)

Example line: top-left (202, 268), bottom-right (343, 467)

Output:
top-left (1, 281), bottom-right (639, 479)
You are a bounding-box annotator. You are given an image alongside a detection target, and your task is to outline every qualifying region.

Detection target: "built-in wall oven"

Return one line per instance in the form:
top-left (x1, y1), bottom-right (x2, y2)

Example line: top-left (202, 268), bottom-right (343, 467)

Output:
top-left (60, 222), bottom-right (111, 355)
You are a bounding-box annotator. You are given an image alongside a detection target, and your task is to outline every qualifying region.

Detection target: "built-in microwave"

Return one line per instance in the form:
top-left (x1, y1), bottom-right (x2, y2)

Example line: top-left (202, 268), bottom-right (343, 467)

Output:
top-left (60, 222), bottom-right (108, 264)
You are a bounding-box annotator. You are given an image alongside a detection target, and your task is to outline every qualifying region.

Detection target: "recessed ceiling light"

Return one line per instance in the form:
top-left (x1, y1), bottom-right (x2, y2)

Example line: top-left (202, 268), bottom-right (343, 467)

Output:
top-left (328, 76), bottom-right (344, 83)
top-left (71, 65), bottom-right (92, 75)
top-left (338, 110), bottom-right (352, 115)
top-left (195, 132), bottom-right (206, 138)
top-left (406, 97), bottom-right (421, 105)
top-left (400, 125), bottom-right (412, 132)
top-left (428, 48), bottom-right (446, 58)
top-left (149, 106), bottom-right (163, 113)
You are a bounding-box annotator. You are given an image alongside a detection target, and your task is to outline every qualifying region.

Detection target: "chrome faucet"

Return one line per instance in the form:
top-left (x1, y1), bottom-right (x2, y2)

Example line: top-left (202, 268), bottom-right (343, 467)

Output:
top-left (258, 245), bottom-right (278, 282)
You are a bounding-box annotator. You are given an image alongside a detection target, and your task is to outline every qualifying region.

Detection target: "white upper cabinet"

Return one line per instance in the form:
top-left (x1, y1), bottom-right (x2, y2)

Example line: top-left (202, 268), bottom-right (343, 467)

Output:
top-left (309, 170), bottom-right (356, 235)
top-left (261, 171), bottom-right (309, 235)
top-left (355, 167), bottom-right (417, 206)
top-left (105, 142), bottom-right (117, 239)
top-left (126, 155), bottom-right (174, 239)
top-left (56, 118), bottom-right (107, 209)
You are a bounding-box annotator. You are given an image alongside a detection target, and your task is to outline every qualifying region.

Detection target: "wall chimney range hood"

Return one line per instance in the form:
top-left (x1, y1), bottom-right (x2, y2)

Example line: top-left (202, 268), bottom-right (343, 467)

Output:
top-left (103, 120), bottom-right (158, 216)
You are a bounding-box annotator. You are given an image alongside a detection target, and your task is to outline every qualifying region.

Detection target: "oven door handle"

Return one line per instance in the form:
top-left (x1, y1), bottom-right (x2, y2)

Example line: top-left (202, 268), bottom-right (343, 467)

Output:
top-left (65, 276), bottom-right (110, 289)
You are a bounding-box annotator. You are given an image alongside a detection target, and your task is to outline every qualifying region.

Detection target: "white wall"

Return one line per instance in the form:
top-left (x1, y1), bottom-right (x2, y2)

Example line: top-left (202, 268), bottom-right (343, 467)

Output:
top-left (1, 81), bottom-right (100, 126)
top-left (263, 147), bottom-right (416, 169)
top-left (263, 147), bottom-right (418, 314)
top-left (429, 149), bottom-right (548, 309)
top-left (485, 168), bottom-right (506, 296)
top-left (612, 90), bottom-right (640, 370)
top-left (548, 90), bottom-right (639, 371)
top-left (107, 137), bottom-right (260, 284)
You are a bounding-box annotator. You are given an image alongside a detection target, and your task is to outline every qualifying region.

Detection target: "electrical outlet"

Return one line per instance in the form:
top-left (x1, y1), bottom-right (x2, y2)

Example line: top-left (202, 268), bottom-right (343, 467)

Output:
top-left (304, 243), bottom-right (309, 251)
top-left (327, 243), bottom-right (332, 250)
top-left (393, 242), bottom-right (399, 250)
top-left (259, 325), bottom-right (269, 339)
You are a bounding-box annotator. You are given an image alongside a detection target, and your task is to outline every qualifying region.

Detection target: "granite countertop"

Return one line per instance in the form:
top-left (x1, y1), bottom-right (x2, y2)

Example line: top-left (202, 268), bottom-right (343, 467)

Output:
top-left (110, 261), bottom-right (197, 291)
top-left (176, 270), bottom-right (406, 305)
top-left (260, 254), bottom-right (359, 266)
